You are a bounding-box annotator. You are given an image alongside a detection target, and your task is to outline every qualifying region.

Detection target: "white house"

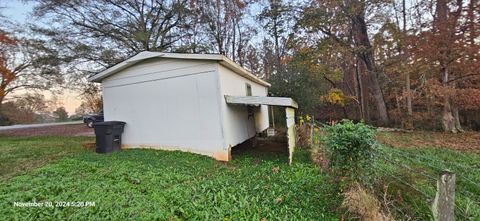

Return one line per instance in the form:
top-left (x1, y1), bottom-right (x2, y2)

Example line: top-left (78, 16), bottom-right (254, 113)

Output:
top-left (88, 52), bottom-right (297, 161)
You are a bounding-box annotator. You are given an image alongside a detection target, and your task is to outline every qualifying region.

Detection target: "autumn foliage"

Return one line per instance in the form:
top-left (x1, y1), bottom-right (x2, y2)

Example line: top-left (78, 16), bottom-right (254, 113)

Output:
top-left (0, 0), bottom-right (478, 131)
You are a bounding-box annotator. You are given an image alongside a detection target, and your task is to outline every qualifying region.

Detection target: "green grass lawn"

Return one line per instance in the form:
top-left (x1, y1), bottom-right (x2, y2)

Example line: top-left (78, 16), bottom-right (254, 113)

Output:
top-left (3, 131), bottom-right (478, 220)
top-left (0, 136), bottom-right (340, 220)
top-left (0, 136), bottom-right (93, 180)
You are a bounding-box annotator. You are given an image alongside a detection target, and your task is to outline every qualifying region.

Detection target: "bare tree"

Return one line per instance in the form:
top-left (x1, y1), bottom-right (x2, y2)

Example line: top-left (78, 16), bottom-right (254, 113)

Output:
top-left (258, 0), bottom-right (293, 76)
top-left (0, 32), bottom-right (62, 109)
top-left (189, 0), bottom-right (250, 62)
top-left (34, 0), bottom-right (189, 54)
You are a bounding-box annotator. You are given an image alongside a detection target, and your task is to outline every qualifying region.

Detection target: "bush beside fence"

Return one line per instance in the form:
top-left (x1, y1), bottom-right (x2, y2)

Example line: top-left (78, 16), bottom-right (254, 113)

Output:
top-left (308, 120), bottom-right (480, 220)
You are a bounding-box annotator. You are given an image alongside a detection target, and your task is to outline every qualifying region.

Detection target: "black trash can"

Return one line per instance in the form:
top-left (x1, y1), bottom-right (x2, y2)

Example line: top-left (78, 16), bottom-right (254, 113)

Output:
top-left (93, 121), bottom-right (126, 153)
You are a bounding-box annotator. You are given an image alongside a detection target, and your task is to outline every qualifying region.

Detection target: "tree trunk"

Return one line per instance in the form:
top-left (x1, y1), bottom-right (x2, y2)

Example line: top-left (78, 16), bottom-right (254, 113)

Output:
top-left (441, 68), bottom-right (458, 133)
top-left (442, 98), bottom-right (457, 133)
top-left (273, 17), bottom-right (281, 70)
top-left (361, 66), bottom-right (370, 122)
top-left (402, 0), bottom-right (413, 129)
top-left (405, 72), bottom-right (413, 129)
top-left (348, 61), bottom-right (363, 120)
top-left (350, 10), bottom-right (389, 125)
top-left (453, 106), bottom-right (464, 132)
top-left (355, 58), bottom-right (366, 121)
top-left (369, 75), bottom-right (388, 125)
top-left (395, 93), bottom-right (402, 127)
top-left (0, 86), bottom-right (6, 110)
top-left (436, 0), bottom-right (463, 133)
top-left (441, 98), bottom-right (463, 133)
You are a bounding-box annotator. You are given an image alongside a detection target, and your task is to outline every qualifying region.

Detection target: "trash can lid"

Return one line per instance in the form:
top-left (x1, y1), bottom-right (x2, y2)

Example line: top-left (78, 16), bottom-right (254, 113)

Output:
top-left (93, 121), bottom-right (126, 126)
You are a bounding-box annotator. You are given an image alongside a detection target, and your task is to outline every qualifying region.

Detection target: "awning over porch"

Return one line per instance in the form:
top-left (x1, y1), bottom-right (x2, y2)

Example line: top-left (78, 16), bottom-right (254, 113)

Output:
top-left (224, 96), bottom-right (298, 109)
top-left (225, 95), bottom-right (298, 165)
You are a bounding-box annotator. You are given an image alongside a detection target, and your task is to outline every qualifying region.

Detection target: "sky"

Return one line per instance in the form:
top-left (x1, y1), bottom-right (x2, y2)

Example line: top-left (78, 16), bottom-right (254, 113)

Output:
top-left (1, 0), bottom-right (34, 22)
top-left (0, 0), bottom-right (287, 115)
top-left (1, 0), bottom-right (83, 115)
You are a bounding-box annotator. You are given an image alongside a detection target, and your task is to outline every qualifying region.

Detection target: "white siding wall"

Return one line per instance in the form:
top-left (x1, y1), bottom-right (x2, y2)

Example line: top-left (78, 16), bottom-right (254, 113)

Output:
top-left (102, 58), bottom-right (224, 155)
top-left (217, 65), bottom-right (269, 149)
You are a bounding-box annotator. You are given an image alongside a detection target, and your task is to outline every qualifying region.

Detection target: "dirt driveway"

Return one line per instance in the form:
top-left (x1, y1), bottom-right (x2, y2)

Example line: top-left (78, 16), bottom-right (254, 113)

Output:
top-left (0, 123), bottom-right (94, 137)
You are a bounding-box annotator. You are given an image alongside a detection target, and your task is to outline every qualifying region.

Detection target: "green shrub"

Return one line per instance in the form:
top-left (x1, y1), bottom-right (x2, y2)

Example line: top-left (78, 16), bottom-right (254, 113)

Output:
top-left (322, 120), bottom-right (377, 185)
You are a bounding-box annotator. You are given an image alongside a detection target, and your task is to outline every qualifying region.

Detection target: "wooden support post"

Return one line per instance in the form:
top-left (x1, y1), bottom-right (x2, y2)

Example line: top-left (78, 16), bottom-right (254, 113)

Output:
top-left (285, 107), bottom-right (296, 165)
top-left (431, 171), bottom-right (456, 221)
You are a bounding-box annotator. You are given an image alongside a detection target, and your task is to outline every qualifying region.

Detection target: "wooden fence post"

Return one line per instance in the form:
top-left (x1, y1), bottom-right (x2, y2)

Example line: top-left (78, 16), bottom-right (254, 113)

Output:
top-left (431, 171), bottom-right (456, 221)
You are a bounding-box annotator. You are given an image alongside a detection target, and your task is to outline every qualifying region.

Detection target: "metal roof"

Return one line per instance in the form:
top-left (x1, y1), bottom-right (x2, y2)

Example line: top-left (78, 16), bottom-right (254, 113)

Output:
top-left (88, 51), bottom-right (271, 87)
top-left (225, 96), bottom-right (298, 109)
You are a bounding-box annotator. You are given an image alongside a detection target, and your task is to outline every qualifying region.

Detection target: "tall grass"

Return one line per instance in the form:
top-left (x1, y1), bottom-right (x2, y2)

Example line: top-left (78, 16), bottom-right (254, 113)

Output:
top-left (314, 125), bottom-right (480, 220)
top-left (373, 146), bottom-right (480, 220)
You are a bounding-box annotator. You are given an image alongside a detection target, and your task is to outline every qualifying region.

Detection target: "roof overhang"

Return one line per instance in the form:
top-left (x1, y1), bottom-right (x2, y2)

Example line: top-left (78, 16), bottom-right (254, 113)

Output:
top-left (88, 52), bottom-right (270, 87)
top-left (225, 95), bottom-right (298, 109)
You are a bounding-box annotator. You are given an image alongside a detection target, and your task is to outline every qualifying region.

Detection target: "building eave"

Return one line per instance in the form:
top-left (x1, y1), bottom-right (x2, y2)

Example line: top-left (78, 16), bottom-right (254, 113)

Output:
top-left (88, 52), bottom-right (270, 87)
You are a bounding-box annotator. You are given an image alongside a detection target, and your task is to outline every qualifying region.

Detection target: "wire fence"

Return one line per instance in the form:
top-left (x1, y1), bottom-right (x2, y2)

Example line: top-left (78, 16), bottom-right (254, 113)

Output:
top-left (374, 146), bottom-right (479, 220)
top-left (380, 147), bottom-right (480, 193)
top-left (304, 121), bottom-right (480, 220)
